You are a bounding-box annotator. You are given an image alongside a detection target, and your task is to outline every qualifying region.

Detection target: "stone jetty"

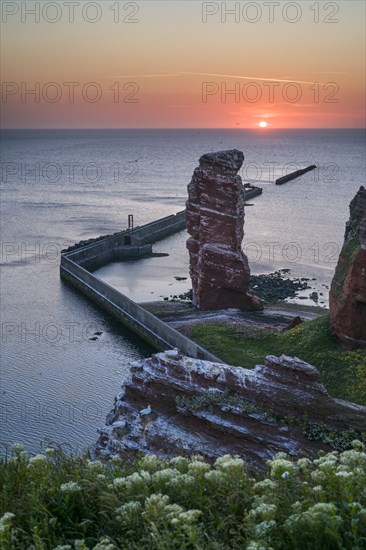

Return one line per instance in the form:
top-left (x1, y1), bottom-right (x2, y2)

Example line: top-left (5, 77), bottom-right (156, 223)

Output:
top-left (275, 165), bottom-right (316, 185)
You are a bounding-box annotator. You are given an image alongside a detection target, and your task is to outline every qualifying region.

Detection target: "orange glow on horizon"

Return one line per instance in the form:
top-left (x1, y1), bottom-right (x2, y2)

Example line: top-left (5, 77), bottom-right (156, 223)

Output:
top-left (1, 1), bottom-right (364, 129)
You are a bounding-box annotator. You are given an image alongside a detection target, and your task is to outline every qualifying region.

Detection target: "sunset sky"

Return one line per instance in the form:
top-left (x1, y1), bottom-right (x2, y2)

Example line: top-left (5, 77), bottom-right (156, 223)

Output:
top-left (1, 0), bottom-right (365, 128)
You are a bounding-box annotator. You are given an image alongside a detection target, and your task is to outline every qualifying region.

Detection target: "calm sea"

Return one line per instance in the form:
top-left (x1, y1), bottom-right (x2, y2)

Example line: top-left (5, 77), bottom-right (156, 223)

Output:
top-left (1, 128), bottom-right (365, 453)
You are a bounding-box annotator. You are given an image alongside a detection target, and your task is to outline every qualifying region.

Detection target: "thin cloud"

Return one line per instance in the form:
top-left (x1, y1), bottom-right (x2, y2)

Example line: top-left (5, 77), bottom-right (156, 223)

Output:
top-left (108, 73), bottom-right (183, 79)
top-left (108, 72), bottom-right (326, 85)
top-left (178, 72), bottom-right (326, 85)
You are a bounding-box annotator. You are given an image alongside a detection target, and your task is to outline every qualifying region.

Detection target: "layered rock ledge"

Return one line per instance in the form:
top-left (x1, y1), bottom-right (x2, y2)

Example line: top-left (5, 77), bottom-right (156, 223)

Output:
top-left (186, 150), bottom-right (261, 310)
top-left (96, 352), bottom-right (366, 469)
top-left (330, 186), bottom-right (366, 349)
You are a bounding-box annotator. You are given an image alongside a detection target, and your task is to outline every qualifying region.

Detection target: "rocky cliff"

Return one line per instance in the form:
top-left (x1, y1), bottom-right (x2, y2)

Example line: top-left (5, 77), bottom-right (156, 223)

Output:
top-left (329, 186), bottom-right (366, 349)
top-left (186, 150), bottom-right (261, 310)
top-left (95, 351), bottom-right (366, 469)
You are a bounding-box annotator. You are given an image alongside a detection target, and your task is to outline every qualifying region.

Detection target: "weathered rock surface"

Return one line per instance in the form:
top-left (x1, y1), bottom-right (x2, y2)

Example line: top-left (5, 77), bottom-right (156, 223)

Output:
top-left (283, 316), bottom-right (303, 331)
top-left (329, 186), bottom-right (366, 349)
top-left (95, 352), bottom-right (366, 469)
top-left (186, 150), bottom-right (261, 310)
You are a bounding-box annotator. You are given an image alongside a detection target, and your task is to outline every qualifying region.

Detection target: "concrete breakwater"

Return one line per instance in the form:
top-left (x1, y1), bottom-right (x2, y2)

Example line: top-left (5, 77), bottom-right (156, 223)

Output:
top-left (243, 183), bottom-right (263, 200)
top-left (60, 211), bottom-right (221, 362)
top-left (275, 165), bottom-right (316, 185)
top-left (62, 210), bottom-right (186, 271)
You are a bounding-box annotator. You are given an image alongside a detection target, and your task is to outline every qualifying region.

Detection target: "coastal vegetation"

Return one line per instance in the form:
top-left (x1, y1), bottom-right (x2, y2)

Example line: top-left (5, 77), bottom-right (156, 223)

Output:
top-left (191, 314), bottom-right (366, 405)
top-left (1, 442), bottom-right (366, 549)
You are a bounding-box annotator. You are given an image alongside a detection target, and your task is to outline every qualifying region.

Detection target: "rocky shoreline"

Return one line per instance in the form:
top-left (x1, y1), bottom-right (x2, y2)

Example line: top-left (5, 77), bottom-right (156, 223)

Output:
top-left (158, 269), bottom-right (328, 309)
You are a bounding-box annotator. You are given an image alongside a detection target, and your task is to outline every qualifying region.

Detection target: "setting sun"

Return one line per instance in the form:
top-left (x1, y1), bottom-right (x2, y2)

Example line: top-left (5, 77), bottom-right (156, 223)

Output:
top-left (259, 121), bottom-right (268, 128)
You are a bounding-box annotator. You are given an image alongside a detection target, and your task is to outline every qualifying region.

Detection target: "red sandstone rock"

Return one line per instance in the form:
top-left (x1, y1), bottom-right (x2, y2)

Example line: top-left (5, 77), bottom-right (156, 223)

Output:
top-left (186, 150), bottom-right (261, 310)
top-left (283, 316), bottom-right (303, 332)
top-left (95, 351), bottom-right (366, 469)
top-left (329, 186), bottom-right (366, 349)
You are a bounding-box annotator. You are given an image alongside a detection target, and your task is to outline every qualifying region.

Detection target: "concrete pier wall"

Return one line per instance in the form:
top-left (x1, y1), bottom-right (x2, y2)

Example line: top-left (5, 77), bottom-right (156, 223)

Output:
top-left (60, 210), bottom-right (222, 362)
top-left (60, 255), bottom-right (221, 362)
top-left (66, 210), bottom-right (186, 270)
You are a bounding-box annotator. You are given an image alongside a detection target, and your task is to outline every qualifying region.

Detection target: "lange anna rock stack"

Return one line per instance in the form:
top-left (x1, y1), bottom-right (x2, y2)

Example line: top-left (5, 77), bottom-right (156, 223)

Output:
top-left (186, 150), bottom-right (261, 311)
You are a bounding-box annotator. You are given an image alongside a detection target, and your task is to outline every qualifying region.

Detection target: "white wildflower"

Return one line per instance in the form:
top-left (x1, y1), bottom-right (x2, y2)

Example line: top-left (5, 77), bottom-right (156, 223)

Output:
top-left (144, 492), bottom-right (170, 509)
top-left (86, 460), bottom-right (104, 473)
top-left (170, 456), bottom-right (189, 470)
top-left (128, 472), bottom-right (145, 483)
top-left (138, 470), bottom-right (151, 482)
top-left (188, 460), bottom-right (211, 475)
top-left (117, 501), bottom-right (142, 515)
top-left (269, 458), bottom-right (297, 478)
top-left (168, 473), bottom-right (195, 488)
top-left (291, 501), bottom-right (303, 513)
top-left (340, 449), bottom-right (366, 467)
top-left (113, 477), bottom-right (127, 489)
top-left (0, 512), bottom-right (15, 534)
top-left (143, 493), bottom-right (172, 522)
top-left (285, 502), bottom-right (342, 532)
top-left (314, 451), bottom-right (338, 464)
top-left (118, 470), bottom-right (151, 490)
top-left (335, 470), bottom-right (353, 479)
top-left (139, 454), bottom-right (159, 472)
top-left (204, 470), bottom-right (224, 483)
top-left (171, 509), bottom-right (202, 526)
top-left (310, 470), bottom-right (325, 482)
top-left (190, 454), bottom-right (205, 462)
top-left (28, 454), bottom-right (47, 466)
top-left (246, 542), bottom-right (273, 550)
top-left (74, 540), bottom-right (88, 550)
top-left (249, 503), bottom-right (277, 521)
top-left (253, 479), bottom-right (277, 493)
top-left (215, 455), bottom-right (244, 470)
top-left (180, 509), bottom-right (201, 522)
top-left (116, 501), bottom-right (142, 523)
top-left (273, 452), bottom-right (288, 460)
top-left (254, 519), bottom-right (277, 537)
top-left (152, 468), bottom-right (178, 483)
top-left (11, 443), bottom-right (24, 454)
top-left (92, 538), bottom-right (116, 550)
top-left (308, 502), bottom-right (338, 515)
top-left (60, 481), bottom-right (81, 494)
top-left (297, 458), bottom-right (311, 470)
top-left (0, 512), bottom-right (15, 524)
top-left (317, 459), bottom-right (337, 473)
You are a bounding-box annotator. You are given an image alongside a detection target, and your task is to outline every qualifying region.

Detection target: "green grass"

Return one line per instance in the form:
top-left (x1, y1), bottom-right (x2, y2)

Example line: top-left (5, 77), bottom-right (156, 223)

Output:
top-left (331, 227), bottom-right (360, 301)
top-left (1, 443), bottom-right (366, 549)
top-left (191, 314), bottom-right (366, 405)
